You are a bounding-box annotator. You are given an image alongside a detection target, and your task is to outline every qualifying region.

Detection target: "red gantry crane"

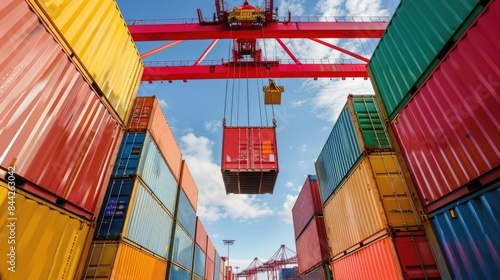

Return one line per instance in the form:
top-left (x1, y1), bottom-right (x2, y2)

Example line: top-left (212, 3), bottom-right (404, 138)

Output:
top-left (235, 244), bottom-right (298, 280)
top-left (127, 0), bottom-right (388, 82)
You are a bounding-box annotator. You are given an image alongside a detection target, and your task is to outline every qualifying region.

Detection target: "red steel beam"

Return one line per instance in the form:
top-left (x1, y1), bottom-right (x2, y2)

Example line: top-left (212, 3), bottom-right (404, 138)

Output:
top-left (275, 38), bottom-right (301, 65)
top-left (141, 63), bottom-right (368, 81)
top-left (309, 38), bottom-right (369, 63)
top-left (128, 22), bottom-right (387, 41)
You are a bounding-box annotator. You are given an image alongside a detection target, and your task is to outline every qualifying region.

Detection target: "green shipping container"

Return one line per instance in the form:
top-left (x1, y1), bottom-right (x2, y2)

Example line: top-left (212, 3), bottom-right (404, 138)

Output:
top-left (368, 0), bottom-right (486, 120)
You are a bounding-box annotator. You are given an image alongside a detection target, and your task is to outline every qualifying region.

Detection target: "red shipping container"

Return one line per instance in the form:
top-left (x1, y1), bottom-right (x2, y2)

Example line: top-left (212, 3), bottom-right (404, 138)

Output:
top-left (0, 2), bottom-right (121, 217)
top-left (221, 126), bottom-right (278, 194)
top-left (207, 238), bottom-right (216, 262)
top-left (392, 0), bottom-right (500, 211)
top-left (127, 96), bottom-right (183, 181)
top-left (331, 237), bottom-right (402, 280)
top-left (292, 175), bottom-right (322, 240)
top-left (195, 217), bottom-right (208, 252)
top-left (295, 216), bottom-right (329, 275)
top-left (179, 160), bottom-right (199, 211)
top-left (205, 258), bottom-right (215, 280)
top-left (393, 231), bottom-right (440, 280)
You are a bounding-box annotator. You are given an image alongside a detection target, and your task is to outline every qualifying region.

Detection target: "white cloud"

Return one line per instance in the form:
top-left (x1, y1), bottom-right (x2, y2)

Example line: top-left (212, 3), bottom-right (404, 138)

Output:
top-left (298, 144), bottom-right (308, 152)
top-left (290, 99), bottom-right (307, 108)
top-left (157, 98), bottom-right (168, 108)
top-left (320, 126), bottom-right (329, 132)
top-left (204, 120), bottom-right (222, 133)
top-left (210, 233), bottom-right (220, 239)
top-left (285, 182), bottom-right (294, 188)
top-left (278, 194), bottom-right (298, 224)
top-left (180, 133), bottom-right (273, 223)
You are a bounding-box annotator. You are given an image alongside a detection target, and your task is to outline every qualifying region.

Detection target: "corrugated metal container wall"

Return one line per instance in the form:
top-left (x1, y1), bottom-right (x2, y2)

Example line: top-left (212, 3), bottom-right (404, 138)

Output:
top-left (178, 189), bottom-right (197, 237)
top-left (172, 223), bottom-right (194, 271)
top-left (207, 238), bottom-right (216, 262)
top-left (214, 252), bottom-right (221, 280)
top-left (430, 184), bottom-right (500, 279)
top-left (292, 175), bottom-right (321, 240)
top-left (296, 216), bottom-right (329, 275)
top-left (28, 0), bottom-right (144, 123)
top-left (392, 0), bottom-right (500, 210)
top-left (0, 182), bottom-right (90, 279)
top-left (169, 263), bottom-right (192, 280)
top-left (125, 179), bottom-right (173, 258)
top-left (0, 0), bottom-right (122, 216)
top-left (299, 263), bottom-right (328, 280)
top-left (392, 232), bottom-right (440, 280)
top-left (95, 178), bottom-right (135, 239)
top-left (193, 244), bottom-right (207, 278)
top-left (323, 157), bottom-right (388, 257)
top-left (315, 105), bottom-right (362, 204)
top-left (368, 0), bottom-right (486, 120)
top-left (128, 96), bottom-right (183, 181)
top-left (113, 132), bottom-right (178, 214)
top-left (83, 241), bottom-right (166, 279)
top-left (331, 237), bottom-right (403, 280)
top-left (195, 217), bottom-right (208, 251)
top-left (180, 160), bottom-right (199, 211)
top-left (206, 258), bottom-right (215, 280)
top-left (348, 95), bottom-right (392, 150)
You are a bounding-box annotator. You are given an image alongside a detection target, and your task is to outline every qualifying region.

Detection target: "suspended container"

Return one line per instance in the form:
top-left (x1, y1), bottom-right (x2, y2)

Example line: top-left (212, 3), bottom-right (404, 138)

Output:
top-left (221, 126), bottom-right (279, 194)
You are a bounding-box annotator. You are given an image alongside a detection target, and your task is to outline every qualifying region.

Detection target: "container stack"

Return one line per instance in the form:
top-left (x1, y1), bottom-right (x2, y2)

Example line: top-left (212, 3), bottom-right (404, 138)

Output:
top-left (292, 175), bottom-right (331, 279)
top-left (0, 0), bottom-right (142, 278)
top-left (315, 95), bottom-right (441, 279)
top-left (83, 96), bottom-right (181, 279)
top-left (279, 267), bottom-right (298, 280)
top-left (368, 0), bottom-right (499, 279)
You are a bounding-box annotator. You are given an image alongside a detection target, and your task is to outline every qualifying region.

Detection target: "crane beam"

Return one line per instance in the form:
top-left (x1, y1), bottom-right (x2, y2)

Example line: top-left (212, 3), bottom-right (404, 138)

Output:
top-left (128, 21), bottom-right (387, 41)
top-left (141, 63), bottom-right (368, 81)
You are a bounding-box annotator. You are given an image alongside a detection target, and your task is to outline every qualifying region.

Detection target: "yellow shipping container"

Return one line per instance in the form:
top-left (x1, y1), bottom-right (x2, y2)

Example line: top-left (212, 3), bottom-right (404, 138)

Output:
top-left (323, 152), bottom-right (421, 258)
top-left (83, 240), bottom-right (167, 279)
top-left (28, 0), bottom-right (144, 124)
top-left (0, 181), bottom-right (91, 280)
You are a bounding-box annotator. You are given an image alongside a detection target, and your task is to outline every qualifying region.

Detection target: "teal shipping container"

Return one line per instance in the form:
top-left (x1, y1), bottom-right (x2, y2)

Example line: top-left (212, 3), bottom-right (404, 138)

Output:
top-left (193, 244), bottom-right (207, 278)
top-left (171, 222), bottom-right (195, 271)
top-left (113, 132), bottom-right (178, 214)
top-left (315, 95), bottom-right (390, 204)
top-left (169, 263), bottom-right (192, 280)
top-left (368, 0), bottom-right (487, 120)
top-left (177, 189), bottom-right (197, 237)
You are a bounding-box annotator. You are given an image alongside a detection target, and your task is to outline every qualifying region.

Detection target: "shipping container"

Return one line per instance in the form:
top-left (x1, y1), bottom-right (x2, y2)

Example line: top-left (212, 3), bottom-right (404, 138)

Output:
top-left (292, 175), bottom-right (322, 240)
top-left (169, 263), bottom-right (192, 280)
top-left (430, 183), bottom-right (500, 279)
top-left (0, 182), bottom-right (90, 279)
top-left (171, 222), bottom-right (195, 271)
top-left (94, 177), bottom-right (173, 258)
top-left (207, 238), bottom-right (216, 262)
top-left (295, 216), bottom-right (329, 275)
top-left (180, 160), bottom-right (199, 211)
top-left (331, 237), bottom-right (403, 280)
top-left (215, 252), bottom-right (222, 280)
top-left (206, 258), bottom-right (215, 280)
top-left (315, 105), bottom-right (363, 204)
top-left (128, 96), bottom-right (183, 181)
top-left (194, 244), bottom-right (207, 278)
top-left (195, 217), bottom-right (208, 252)
top-left (299, 263), bottom-right (331, 280)
top-left (280, 268), bottom-right (296, 279)
top-left (324, 153), bottom-right (420, 257)
top-left (391, 0), bottom-right (500, 211)
top-left (178, 189), bottom-right (197, 238)
top-left (393, 232), bottom-right (440, 280)
top-left (221, 126), bottom-right (278, 194)
top-left (368, 0), bottom-right (487, 120)
top-left (83, 240), bottom-right (166, 279)
top-left (113, 132), bottom-right (178, 214)
top-left (0, 0), bottom-right (122, 217)
top-left (28, 0), bottom-right (144, 123)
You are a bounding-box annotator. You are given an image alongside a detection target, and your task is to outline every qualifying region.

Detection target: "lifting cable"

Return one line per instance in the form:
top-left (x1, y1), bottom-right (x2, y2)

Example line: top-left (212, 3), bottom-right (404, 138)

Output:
top-left (260, 22), bottom-right (276, 127)
top-left (223, 26), bottom-right (233, 126)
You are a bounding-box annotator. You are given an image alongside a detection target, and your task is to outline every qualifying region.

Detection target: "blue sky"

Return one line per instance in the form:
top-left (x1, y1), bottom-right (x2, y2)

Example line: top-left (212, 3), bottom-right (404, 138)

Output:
top-left (116, 0), bottom-right (399, 275)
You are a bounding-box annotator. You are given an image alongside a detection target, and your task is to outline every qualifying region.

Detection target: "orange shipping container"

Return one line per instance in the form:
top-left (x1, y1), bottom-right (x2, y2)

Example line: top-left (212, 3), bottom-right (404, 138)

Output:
top-left (195, 217), bottom-right (208, 252)
top-left (180, 160), bottom-right (199, 211)
top-left (83, 240), bottom-right (166, 279)
top-left (323, 152), bottom-right (421, 257)
top-left (331, 237), bottom-right (403, 280)
top-left (127, 96), bottom-right (183, 181)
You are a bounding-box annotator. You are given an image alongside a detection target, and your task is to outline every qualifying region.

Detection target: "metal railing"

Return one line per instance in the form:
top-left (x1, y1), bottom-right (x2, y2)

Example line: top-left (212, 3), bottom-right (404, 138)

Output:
top-left (143, 58), bottom-right (364, 67)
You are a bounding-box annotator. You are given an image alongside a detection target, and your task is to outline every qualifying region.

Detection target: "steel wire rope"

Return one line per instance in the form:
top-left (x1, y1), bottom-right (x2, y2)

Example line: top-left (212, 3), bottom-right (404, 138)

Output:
top-left (246, 61), bottom-right (250, 126)
top-left (260, 22), bottom-right (276, 126)
top-left (255, 58), bottom-right (264, 127)
top-left (224, 26), bottom-right (233, 126)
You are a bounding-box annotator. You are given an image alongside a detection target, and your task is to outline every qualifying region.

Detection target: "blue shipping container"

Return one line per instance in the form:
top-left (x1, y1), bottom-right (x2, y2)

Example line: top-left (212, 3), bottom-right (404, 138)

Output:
top-left (193, 244), bottom-right (206, 278)
top-left (214, 251), bottom-right (221, 280)
top-left (177, 189), bottom-right (197, 237)
top-left (315, 105), bottom-right (363, 204)
top-left (113, 132), bottom-right (178, 214)
top-left (431, 183), bottom-right (500, 279)
top-left (95, 178), bottom-right (135, 239)
top-left (169, 263), bottom-right (191, 280)
top-left (172, 222), bottom-right (194, 270)
top-left (126, 179), bottom-right (173, 258)
top-left (280, 268), bottom-right (295, 278)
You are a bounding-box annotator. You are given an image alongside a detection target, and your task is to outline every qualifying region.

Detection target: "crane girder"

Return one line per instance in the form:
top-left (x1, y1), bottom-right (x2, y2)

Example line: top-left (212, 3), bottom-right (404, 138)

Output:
top-left (141, 63), bottom-right (369, 81)
top-left (128, 21), bottom-right (387, 41)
